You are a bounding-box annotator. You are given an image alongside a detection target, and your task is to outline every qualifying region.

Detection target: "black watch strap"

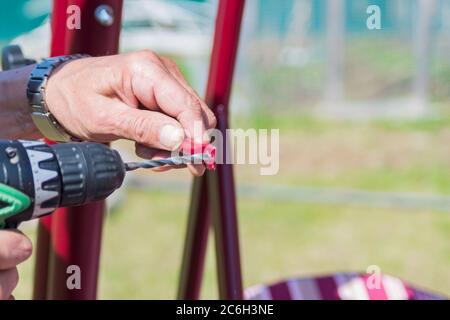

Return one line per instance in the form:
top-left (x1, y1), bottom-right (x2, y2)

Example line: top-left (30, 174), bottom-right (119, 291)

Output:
top-left (27, 54), bottom-right (90, 142)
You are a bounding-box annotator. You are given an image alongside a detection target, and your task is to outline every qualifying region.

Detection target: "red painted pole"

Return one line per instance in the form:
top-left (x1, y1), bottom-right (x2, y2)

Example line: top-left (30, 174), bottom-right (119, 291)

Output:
top-left (178, 0), bottom-right (245, 300)
top-left (178, 178), bottom-right (211, 299)
top-left (44, 0), bottom-right (122, 300)
top-left (33, 0), bottom-right (70, 299)
top-left (32, 216), bottom-right (52, 299)
top-left (207, 0), bottom-right (245, 299)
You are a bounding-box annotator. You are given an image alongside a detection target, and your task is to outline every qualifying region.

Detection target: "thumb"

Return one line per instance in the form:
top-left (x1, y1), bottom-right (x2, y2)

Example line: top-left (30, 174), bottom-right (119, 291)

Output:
top-left (114, 106), bottom-right (185, 151)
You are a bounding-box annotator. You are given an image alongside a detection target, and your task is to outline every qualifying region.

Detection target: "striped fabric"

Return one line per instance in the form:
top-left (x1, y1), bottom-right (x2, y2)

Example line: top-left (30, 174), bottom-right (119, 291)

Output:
top-left (245, 273), bottom-right (447, 300)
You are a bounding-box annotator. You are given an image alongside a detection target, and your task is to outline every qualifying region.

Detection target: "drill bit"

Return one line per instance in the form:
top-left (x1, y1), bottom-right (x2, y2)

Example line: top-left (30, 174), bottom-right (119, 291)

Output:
top-left (124, 153), bottom-right (211, 172)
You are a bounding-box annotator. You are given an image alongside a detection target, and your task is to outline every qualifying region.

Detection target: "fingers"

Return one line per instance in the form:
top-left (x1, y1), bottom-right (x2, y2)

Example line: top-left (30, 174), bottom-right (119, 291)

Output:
top-left (0, 230), bottom-right (32, 270)
top-left (0, 231), bottom-right (31, 300)
top-left (0, 268), bottom-right (19, 300)
top-left (135, 144), bottom-right (181, 172)
top-left (156, 57), bottom-right (211, 176)
top-left (129, 56), bottom-right (210, 144)
top-left (112, 103), bottom-right (185, 151)
top-left (187, 163), bottom-right (206, 177)
top-left (135, 143), bottom-right (205, 176)
top-left (159, 57), bottom-right (216, 129)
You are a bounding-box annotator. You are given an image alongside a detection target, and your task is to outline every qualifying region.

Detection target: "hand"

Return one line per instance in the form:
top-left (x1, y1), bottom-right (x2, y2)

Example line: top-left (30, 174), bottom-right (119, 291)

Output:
top-left (45, 50), bottom-right (216, 176)
top-left (0, 230), bottom-right (32, 300)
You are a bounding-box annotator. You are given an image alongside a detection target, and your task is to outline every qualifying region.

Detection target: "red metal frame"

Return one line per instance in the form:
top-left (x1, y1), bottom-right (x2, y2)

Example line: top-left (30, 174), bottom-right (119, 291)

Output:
top-left (32, 216), bottom-right (52, 299)
top-left (33, 0), bottom-right (123, 300)
top-left (33, 0), bottom-right (244, 300)
top-left (178, 0), bottom-right (245, 300)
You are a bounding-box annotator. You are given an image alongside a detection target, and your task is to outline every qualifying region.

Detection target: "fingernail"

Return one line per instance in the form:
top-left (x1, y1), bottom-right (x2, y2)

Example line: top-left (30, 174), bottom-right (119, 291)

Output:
top-left (160, 125), bottom-right (184, 150)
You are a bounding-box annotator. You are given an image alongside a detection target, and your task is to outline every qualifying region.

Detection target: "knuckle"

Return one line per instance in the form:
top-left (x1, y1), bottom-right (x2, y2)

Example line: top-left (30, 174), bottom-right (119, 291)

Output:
top-left (189, 96), bottom-right (203, 114)
top-left (125, 50), bottom-right (158, 72)
top-left (208, 112), bottom-right (217, 128)
top-left (190, 106), bottom-right (204, 124)
top-left (135, 49), bottom-right (158, 62)
top-left (112, 112), bottom-right (129, 137)
top-left (131, 116), bottom-right (153, 143)
top-left (162, 57), bottom-right (177, 69)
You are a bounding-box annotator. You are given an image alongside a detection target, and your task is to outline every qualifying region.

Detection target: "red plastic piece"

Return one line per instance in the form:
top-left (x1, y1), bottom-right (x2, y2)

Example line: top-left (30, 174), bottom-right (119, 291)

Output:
top-left (179, 139), bottom-right (216, 170)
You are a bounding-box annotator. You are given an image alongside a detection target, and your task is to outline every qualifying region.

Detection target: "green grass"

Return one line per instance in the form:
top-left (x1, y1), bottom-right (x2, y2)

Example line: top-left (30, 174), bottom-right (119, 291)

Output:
top-left (15, 189), bottom-right (450, 299)
top-left (347, 38), bottom-right (415, 78)
top-left (274, 164), bottom-right (450, 194)
top-left (374, 117), bottom-right (450, 133)
top-left (233, 111), bottom-right (450, 134)
top-left (233, 112), bottom-right (334, 133)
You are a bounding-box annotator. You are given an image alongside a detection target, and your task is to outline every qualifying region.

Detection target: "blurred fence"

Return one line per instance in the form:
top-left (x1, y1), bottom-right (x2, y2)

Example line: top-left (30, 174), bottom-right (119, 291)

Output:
top-left (235, 0), bottom-right (450, 118)
top-left (5, 1), bottom-right (450, 117)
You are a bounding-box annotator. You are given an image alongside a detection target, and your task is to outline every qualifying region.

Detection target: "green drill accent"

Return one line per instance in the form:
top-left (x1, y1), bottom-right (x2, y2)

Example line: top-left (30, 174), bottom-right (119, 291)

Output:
top-left (0, 183), bottom-right (31, 229)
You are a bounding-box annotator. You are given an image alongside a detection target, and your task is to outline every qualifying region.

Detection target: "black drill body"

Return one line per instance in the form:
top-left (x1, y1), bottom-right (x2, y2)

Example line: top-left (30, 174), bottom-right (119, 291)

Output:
top-left (0, 140), bottom-right (125, 228)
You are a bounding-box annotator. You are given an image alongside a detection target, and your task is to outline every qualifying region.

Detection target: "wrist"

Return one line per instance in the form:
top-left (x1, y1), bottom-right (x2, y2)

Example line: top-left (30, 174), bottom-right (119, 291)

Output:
top-left (27, 55), bottom-right (89, 142)
top-left (0, 64), bottom-right (42, 139)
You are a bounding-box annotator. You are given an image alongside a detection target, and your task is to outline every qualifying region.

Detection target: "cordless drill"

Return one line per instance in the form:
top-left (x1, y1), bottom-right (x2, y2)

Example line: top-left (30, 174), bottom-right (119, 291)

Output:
top-left (0, 140), bottom-right (215, 229)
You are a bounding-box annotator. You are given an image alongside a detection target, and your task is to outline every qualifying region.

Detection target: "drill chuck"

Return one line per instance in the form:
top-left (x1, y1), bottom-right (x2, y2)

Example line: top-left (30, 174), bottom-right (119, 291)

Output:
top-left (0, 140), bottom-right (125, 228)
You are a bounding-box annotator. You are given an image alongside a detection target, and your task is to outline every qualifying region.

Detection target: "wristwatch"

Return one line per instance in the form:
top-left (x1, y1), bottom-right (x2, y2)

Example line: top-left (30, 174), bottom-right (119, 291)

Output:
top-left (26, 54), bottom-right (90, 142)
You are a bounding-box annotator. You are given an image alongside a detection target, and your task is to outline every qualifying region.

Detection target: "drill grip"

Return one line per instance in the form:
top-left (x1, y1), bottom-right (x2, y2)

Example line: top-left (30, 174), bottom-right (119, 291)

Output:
top-left (53, 143), bottom-right (126, 207)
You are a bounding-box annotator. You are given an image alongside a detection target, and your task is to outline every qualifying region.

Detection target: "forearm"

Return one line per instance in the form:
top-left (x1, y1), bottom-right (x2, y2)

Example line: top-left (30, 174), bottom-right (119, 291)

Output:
top-left (0, 65), bottom-right (41, 139)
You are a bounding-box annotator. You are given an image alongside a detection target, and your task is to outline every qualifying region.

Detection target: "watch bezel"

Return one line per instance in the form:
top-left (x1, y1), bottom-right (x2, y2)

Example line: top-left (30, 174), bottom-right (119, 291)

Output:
top-left (27, 54), bottom-right (89, 142)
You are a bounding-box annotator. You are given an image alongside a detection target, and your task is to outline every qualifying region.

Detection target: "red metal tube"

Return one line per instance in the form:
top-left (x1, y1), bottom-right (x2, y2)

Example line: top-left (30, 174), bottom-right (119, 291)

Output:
top-left (205, 0), bottom-right (245, 115)
top-left (32, 216), bottom-right (52, 299)
top-left (33, 0), bottom-right (70, 299)
top-left (206, 0), bottom-right (245, 300)
top-left (178, 0), bottom-right (245, 300)
top-left (177, 178), bottom-right (211, 299)
top-left (47, 202), bottom-right (105, 299)
top-left (208, 107), bottom-right (242, 299)
top-left (44, 0), bottom-right (123, 300)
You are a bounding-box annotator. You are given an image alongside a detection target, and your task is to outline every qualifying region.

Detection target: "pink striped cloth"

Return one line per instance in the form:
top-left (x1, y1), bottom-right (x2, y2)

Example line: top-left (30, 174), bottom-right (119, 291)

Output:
top-left (245, 273), bottom-right (447, 300)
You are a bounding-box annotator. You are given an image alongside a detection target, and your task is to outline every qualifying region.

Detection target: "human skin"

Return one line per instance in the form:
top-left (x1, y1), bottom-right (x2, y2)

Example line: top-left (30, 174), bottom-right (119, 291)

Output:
top-left (0, 50), bottom-right (216, 299)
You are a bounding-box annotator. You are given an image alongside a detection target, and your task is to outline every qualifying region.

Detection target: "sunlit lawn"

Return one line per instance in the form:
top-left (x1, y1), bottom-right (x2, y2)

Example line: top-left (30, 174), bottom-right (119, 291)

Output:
top-left (15, 189), bottom-right (450, 299)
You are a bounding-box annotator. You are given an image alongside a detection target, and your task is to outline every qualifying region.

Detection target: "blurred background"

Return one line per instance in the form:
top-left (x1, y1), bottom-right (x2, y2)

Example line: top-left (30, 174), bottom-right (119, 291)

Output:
top-left (1, 0), bottom-right (449, 298)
